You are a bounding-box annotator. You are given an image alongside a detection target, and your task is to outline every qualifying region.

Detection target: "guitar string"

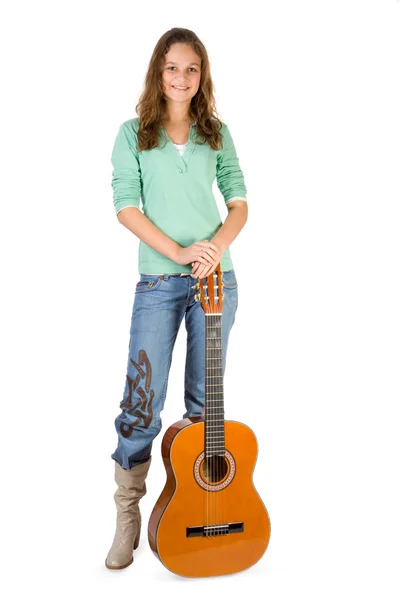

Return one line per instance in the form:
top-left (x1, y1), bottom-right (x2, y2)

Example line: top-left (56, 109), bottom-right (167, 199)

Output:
top-left (210, 276), bottom-right (223, 538)
top-left (205, 278), bottom-right (209, 538)
top-left (216, 281), bottom-right (220, 536)
top-left (216, 280), bottom-right (224, 536)
top-left (214, 310), bottom-right (220, 537)
top-left (205, 272), bottom-right (225, 538)
top-left (211, 285), bottom-right (217, 536)
top-left (214, 279), bottom-right (222, 536)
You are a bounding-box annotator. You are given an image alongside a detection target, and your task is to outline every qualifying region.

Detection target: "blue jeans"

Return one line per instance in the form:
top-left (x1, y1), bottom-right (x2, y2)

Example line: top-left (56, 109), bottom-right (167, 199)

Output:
top-left (111, 269), bottom-right (239, 470)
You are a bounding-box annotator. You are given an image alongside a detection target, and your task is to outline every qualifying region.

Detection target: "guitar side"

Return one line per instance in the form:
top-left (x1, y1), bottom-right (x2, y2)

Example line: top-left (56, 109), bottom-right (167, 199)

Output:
top-left (148, 416), bottom-right (202, 557)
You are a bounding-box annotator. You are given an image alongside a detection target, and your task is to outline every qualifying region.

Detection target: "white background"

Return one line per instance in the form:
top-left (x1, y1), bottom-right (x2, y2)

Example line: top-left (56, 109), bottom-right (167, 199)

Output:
top-left (1, 0), bottom-right (399, 598)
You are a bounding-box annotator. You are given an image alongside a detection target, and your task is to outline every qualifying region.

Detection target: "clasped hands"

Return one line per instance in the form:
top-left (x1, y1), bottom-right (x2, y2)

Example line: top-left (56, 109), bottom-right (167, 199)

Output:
top-left (175, 240), bottom-right (223, 279)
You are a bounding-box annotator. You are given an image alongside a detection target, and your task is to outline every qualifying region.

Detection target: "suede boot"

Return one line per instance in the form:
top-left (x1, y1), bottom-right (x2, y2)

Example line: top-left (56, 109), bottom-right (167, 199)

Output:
top-left (105, 457), bottom-right (152, 569)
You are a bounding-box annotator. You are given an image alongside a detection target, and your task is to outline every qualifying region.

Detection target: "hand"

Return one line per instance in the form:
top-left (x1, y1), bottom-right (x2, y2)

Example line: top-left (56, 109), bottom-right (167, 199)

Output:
top-left (191, 242), bottom-right (223, 278)
top-left (174, 240), bottom-right (220, 268)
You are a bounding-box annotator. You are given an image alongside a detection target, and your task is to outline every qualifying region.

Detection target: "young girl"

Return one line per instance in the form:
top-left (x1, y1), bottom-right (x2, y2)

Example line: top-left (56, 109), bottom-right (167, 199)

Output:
top-left (105, 27), bottom-right (248, 570)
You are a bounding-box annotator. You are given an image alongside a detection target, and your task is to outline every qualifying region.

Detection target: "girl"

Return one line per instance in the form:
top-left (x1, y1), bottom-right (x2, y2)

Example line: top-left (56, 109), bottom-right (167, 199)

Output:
top-left (105, 27), bottom-right (248, 570)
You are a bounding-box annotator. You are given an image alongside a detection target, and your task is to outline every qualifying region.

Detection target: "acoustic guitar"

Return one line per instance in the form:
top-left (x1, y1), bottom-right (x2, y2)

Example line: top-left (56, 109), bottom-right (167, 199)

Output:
top-left (148, 263), bottom-right (271, 577)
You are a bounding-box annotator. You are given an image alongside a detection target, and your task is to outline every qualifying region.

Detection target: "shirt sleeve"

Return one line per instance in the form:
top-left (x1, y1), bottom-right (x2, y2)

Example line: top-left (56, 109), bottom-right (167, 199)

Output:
top-left (216, 123), bottom-right (247, 204)
top-left (225, 196), bottom-right (247, 203)
top-left (111, 121), bottom-right (142, 215)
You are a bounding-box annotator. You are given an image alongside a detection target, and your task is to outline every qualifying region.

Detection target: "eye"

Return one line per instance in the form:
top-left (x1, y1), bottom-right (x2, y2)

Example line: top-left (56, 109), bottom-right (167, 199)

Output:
top-left (167, 67), bottom-right (197, 72)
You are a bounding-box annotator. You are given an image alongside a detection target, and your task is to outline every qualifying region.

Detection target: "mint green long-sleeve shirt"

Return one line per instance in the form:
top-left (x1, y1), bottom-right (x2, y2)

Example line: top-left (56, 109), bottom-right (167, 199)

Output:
top-left (111, 118), bottom-right (247, 274)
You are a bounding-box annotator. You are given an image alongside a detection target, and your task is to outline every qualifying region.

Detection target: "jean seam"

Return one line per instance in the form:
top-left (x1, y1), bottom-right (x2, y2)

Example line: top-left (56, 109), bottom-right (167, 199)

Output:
top-left (160, 353), bottom-right (173, 414)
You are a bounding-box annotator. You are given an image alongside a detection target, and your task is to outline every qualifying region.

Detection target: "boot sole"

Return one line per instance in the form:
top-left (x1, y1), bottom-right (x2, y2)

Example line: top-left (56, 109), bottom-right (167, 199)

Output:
top-left (105, 556), bottom-right (134, 570)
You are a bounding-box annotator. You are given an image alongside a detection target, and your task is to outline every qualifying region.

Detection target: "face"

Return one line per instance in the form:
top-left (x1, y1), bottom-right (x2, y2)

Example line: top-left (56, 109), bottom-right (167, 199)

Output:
top-left (162, 43), bottom-right (202, 105)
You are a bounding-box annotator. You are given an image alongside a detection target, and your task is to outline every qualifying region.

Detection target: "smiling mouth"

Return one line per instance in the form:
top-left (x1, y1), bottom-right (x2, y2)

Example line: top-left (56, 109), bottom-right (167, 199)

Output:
top-left (172, 85), bottom-right (189, 90)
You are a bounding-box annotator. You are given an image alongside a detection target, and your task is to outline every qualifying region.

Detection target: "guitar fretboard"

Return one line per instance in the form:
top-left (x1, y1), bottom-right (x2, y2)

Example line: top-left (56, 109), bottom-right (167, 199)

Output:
top-left (205, 313), bottom-right (225, 457)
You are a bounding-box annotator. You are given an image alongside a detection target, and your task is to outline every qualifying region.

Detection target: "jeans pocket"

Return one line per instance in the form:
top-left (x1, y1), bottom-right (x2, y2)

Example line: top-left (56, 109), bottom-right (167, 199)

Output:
top-left (222, 269), bottom-right (238, 289)
top-left (135, 275), bottom-right (163, 293)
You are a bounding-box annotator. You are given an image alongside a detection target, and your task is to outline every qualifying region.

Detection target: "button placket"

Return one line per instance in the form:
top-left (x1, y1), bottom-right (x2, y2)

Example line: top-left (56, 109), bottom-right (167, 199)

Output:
top-left (161, 124), bottom-right (196, 173)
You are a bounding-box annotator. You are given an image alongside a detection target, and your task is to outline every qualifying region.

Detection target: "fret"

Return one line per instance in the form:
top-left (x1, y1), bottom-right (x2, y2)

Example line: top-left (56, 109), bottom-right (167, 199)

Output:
top-left (205, 315), bottom-right (225, 439)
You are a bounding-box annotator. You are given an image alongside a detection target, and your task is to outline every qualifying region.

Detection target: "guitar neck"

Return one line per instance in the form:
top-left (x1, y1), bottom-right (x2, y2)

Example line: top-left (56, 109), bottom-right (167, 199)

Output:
top-left (205, 313), bottom-right (225, 457)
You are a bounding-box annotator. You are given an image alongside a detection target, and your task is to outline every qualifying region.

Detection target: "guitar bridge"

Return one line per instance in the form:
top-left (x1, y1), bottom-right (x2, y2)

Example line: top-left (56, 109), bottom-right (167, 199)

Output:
top-left (186, 522), bottom-right (244, 537)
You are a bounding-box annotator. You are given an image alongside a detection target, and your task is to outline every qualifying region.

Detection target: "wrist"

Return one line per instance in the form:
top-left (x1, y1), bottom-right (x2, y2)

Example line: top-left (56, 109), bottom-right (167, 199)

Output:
top-left (170, 242), bottom-right (182, 263)
top-left (211, 239), bottom-right (227, 255)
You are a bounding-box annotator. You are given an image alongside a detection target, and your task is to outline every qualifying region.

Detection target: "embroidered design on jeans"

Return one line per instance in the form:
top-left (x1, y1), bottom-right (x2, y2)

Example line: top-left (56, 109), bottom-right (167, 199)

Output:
top-left (119, 349), bottom-right (154, 438)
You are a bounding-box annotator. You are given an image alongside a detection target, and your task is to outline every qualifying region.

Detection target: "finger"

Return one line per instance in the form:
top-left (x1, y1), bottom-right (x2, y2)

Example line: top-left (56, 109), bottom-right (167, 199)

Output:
top-left (195, 255), bottom-right (213, 266)
top-left (197, 245), bottom-right (218, 262)
top-left (199, 263), bottom-right (211, 279)
top-left (203, 241), bottom-right (220, 253)
top-left (201, 266), bottom-right (212, 278)
top-left (196, 241), bottom-right (219, 255)
top-left (206, 263), bottom-right (217, 277)
top-left (192, 262), bottom-right (208, 278)
top-left (202, 249), bottom-right (218, 262)
top-left (191, 261), bottom-right (201, 277)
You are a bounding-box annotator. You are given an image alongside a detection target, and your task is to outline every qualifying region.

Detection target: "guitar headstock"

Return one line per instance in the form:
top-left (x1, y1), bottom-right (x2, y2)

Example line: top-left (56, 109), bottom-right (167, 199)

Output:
top-left (194, 263), bottom-right (224, 314)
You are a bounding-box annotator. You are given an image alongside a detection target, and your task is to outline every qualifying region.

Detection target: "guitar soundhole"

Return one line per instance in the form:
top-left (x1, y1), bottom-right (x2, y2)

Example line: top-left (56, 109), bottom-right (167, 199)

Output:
top-left (202, 456), bottom-right (228, 483)
top-left (194, 450), bottom-right (236, 491)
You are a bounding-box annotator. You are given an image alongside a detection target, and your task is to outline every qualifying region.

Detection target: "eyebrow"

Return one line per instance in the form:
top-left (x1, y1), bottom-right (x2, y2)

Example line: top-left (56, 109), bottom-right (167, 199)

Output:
top-left (165, 61), bottom-right (201, 67)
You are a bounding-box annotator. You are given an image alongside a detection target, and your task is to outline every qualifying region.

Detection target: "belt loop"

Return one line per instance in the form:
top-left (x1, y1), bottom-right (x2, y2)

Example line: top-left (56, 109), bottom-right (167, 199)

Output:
top-left (163, 274), bottom-right (169, 280)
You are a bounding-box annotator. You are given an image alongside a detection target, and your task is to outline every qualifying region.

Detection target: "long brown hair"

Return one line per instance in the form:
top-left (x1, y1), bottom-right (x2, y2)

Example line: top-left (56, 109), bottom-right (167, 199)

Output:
top-left (135, 28), bottom-right (224, 153)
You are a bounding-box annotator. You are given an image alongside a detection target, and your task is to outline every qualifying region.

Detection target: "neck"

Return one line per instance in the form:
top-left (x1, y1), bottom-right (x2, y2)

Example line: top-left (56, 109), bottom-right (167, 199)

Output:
top-left (161, 103), bottom-right (193, 125)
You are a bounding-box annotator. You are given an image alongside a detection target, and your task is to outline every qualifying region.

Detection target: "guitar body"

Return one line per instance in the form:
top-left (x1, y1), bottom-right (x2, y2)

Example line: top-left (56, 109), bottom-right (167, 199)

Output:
top-left (148, 416), bottom-right (271, 578)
